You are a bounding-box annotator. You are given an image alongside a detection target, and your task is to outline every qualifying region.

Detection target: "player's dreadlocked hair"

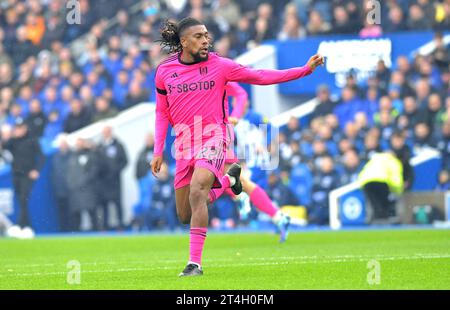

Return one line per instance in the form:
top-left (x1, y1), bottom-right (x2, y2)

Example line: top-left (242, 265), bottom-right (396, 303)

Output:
top-left (159, 18), bottom-right (204, 54)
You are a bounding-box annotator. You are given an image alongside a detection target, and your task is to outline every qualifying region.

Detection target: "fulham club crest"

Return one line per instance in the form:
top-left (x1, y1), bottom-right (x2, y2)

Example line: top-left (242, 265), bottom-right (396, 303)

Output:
top-left (199, 67), bottom-right (208, 76)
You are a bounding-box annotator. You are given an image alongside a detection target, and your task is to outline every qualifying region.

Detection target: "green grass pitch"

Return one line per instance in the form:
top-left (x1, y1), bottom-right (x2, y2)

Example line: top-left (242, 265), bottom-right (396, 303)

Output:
top-left (1, 229), bottom-right (449, 289)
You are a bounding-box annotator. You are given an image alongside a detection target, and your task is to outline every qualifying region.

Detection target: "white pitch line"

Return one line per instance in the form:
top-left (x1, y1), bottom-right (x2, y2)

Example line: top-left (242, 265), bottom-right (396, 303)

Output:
top-left (1, 253), bottom-right (449, 278)
top-left (2, 253), bottom-right (449, 268)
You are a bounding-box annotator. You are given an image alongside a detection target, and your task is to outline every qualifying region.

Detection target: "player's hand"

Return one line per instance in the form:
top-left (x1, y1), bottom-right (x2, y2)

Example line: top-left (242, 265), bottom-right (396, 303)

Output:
top-left (151, 155), bottom-right (163, 178)
top-left (29, 170), bottom-right (39, 180)
top-left (1, 126), bottom-right (12, 141)
top-left (228, 117), bottom-right (239, 126)
top-left (307, 54), bottom-right (325, 71)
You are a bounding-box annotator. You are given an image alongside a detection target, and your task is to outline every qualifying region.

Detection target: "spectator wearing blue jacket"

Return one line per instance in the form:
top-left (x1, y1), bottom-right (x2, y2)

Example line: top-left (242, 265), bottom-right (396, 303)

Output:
top-left (112, 70), bottom-right (130, 109)
top-left (41, 87), bottom-right (65, 117)
top-left (266, 171), bottom-right (299, 207)
top-left (103, 48), bottom-right (123, 77)
top-left (132, 68), bottom-right (154, 101)
top-left (377, 110), bottom-right (397, 148)
top-left (43, 110), bottom-right (63, 141)
top-left (340, 149), bottom-right (363, 186)
top-left (343, 122), bottom-right (364, 154)
top-left (82, 51), bottom-right (102, 76)
top-left (59, 85), bottom-right (76, 114)
top-left (16, 85), bottom-right (34, 115)
top-left (375, 60), bottom-right (391, 95)
top-left (128, 44), bottom-right (144, 69)
top-left (85, 71), bottom-right (107, 98)
top-left (363, 87), bottom-right (379, 126)
top-left (6, 104), bottom-right (25, 126)
top-left (436, 170), bottom-right (450, 191)
top-left (120, 55), bottom-right (137, 74)
top-left (334, 86), bottom-right (365, 130)
top-left (68, 71), bottom-right (85, 94)
top-left (317, 124), bottom-right (339, 157)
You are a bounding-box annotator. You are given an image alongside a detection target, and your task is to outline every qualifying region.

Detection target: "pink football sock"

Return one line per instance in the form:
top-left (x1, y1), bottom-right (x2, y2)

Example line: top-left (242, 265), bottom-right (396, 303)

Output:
top-left (249, 185), bottom-right (278, 217)
top-left (189, 227), bottom-right (208, 266)
top-left (208, 175), bottom-right (231, 203)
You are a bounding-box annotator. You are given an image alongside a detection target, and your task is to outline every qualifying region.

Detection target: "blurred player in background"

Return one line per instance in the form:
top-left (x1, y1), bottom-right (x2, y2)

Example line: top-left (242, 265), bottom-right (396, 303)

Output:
top-left (213, 82), bottom-right (292, 243)
top-left (151, 17), bottom-right (324, 277)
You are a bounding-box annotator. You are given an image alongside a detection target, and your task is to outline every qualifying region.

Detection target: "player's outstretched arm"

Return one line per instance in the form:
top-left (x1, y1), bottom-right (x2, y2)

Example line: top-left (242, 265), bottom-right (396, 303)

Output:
top-left (224, 54), bottom-right (324, 86)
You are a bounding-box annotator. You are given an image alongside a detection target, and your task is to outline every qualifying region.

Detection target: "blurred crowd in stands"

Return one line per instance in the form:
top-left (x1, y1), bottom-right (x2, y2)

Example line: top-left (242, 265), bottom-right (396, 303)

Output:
top-left (0, 0), bottom-right (449, 232)
top-left (255, 28), bottom-right (450, 225)
top-left (1, 0), bottom-right (449, 147)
